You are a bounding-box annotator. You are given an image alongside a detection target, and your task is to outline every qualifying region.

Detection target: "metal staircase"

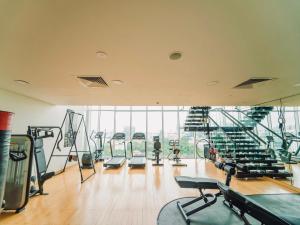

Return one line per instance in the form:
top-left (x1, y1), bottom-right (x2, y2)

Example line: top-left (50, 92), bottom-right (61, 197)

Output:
top-left (184, 106), bottom-right (293, 179)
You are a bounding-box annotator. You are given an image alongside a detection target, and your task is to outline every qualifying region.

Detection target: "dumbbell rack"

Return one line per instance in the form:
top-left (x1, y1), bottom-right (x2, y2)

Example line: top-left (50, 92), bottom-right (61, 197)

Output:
top-left (219, 149), bottom-right (292, 179)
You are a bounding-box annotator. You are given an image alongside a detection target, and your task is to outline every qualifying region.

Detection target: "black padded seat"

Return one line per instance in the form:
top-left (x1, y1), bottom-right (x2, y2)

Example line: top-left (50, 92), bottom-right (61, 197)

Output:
top-left (175, 176), bottom-right (218, 189)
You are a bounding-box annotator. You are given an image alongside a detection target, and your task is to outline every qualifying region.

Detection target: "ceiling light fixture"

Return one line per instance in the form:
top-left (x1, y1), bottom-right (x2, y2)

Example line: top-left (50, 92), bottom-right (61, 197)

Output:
top-left (207, 81), bottom-right (219, 86)
top-left (14, 80), bottom-right (30, 85)
top-left (96, 51), bottom-right (108, 59)
top-left (169, 51), bottom-right (182, 60)
top-left (111, 80), bottom-right (124, 85)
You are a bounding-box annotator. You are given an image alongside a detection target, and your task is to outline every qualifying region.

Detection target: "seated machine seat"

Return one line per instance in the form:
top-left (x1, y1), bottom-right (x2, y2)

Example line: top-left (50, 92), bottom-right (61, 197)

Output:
top-left (175, 176), bottom-right (218, 189)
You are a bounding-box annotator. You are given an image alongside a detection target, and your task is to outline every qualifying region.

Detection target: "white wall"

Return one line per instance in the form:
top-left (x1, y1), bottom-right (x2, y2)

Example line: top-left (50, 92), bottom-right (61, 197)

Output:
top-left (0, 89), bottom-right (67, 133)
top-left (0, 88), bottom-right (88, 173)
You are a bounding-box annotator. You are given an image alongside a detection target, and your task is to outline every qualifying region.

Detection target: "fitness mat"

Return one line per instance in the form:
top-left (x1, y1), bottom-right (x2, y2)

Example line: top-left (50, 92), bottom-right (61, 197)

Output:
top-left (157, 197), bottom-right (260, 225)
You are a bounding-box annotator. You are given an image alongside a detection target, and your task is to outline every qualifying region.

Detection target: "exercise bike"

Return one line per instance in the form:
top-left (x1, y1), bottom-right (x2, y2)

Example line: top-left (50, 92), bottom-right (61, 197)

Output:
top-left (167, 140), bottom-right (187, 167)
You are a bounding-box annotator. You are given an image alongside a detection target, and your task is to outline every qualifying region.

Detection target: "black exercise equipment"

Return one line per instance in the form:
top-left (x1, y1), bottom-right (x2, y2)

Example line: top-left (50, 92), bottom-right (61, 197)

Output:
top-left (152, 136), bottom-right (163, 166)
top-left (0, 111), bottom-right (13, 213)
top-left (81, 130), bottom-right (105, 169)
top-left (219, 182), bottom-right (299, 225)
top-left (82, 131), bottom-right (106, 168)
top-left (280, 132), bottom-right (300, 162)
top-left (81, 153), bottom-right (94, 169)
top-left (3, 135), bottom-right (34, 213)
top-left (168, 140), bottom-right (187, 166)
top-left (27, 126), bottom-right (61, 196)
top-left (46, 109), bottom-right (96, 183)
top-left (103, 132), bottom-right (126, 168)
top-left (91, 131), bottom-right (105, 162)
top-left (157, 193), bottom-right (300, 225)
top-left (175, 165), bottom-right (235, 224)
top-left (128, 132), bottom-right (147, 168)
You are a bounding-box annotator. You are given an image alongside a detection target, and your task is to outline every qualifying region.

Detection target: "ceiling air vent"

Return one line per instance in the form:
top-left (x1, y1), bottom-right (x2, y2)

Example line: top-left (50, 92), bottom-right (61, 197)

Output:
top-left (77, 76), bottom-right (109, 88)
top-left (234, 77), bottom-right (275, 89)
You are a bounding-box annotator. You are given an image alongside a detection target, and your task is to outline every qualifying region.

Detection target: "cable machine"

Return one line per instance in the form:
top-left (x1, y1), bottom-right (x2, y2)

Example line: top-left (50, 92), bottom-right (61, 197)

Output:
top-left (46, 109), bottom-right (96, 183)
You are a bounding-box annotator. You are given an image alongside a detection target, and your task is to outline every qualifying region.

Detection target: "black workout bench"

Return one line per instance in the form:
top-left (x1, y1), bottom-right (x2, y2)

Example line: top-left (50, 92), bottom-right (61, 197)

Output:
top-left (175, 165), bottom-right (236, 224)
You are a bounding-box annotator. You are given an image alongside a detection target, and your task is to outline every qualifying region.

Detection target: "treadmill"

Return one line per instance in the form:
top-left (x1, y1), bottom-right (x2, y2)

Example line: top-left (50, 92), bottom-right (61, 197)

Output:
top-left (103, 132), bottom-right (126, 168)
top-left (128, 133), bottom-right (147, 168)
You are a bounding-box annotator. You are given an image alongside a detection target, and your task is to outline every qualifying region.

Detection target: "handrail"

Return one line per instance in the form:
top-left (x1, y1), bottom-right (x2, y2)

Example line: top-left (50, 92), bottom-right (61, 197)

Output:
top-left (220, 109), bottom-right (267, 145)
top-left (208, 115), bottom-right (237, 149)
top-left (235, 108), bottom-right (284, 141)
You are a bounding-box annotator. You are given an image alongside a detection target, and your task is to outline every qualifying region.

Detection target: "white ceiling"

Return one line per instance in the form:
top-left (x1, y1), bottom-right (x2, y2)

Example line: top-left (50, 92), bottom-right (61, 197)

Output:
top-left (1, 0), bottom-right (300, 106)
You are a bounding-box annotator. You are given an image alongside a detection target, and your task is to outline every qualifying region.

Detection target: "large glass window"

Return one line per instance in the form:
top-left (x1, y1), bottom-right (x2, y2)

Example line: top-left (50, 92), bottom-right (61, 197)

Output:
top-left (115, 106), bottom-right (131, 110)
top-left (148, 106), bottom-right (162, 110)
top-left (132, 106), bottom-right (146, 110)
top-left (131, 112), bottom-right (146, 135)
top-left (99, 111), bottom-right (115, 156)
top-left (100, 106), bottom-right (115, 110)
top-left (85, 105), bottom-right (300, 159)
top-left (89, 111), bottom-right (99, 132)
top-left (147, 111), bottom-right (163, 147)
top-left (179, 111), bottom-right (195, 158)
top-left (115, 112), bottom-right (131, 139)
top-left (163, 106), bottom-right (178, 110)
top-left (163, 111), bottom-right (178, 155)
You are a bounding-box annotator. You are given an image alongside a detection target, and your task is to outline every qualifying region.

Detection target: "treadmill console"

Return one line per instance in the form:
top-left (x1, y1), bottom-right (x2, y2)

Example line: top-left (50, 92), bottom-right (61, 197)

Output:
top-left (132, 133), bottom-right (145, 140)
top-left (112, 132), bottom-right (126, 140)
top-left (153, 136), bottom-right (160, 141)
top-left (95, 132), bottom-right (104, 138)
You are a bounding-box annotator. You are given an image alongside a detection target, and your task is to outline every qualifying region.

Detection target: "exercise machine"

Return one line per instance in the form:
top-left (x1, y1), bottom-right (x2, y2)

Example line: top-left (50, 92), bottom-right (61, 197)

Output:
top-left (278, 132), bottom-right (298, 164)
top-left (158, 160), bottom-right (299, 225)
top-left (157, 163), bottom-right (235, 224)
top-left (219, 183), bottom-right (298, 225)
top-left (168, 140), bottom-right (187, 166)
top-left (103, 132), bottom-right (126, 168)
top-left (128, 132), bottom-right (147, 168)
top-left (81, 131), bottom-right (105, 168)
top-left (152, 136), bottom-right (163, 166)
top-left (91, 131), bottom-right (105, 162)
top-left (46, 109), bottom-right (96, 183)
top-left (176, 164), bottom-right (235, 224)
top-left (3, 135), bottom-right (34, 213)
top-left (284, 132), bottom-right (300, 157)
top-left (27, 126), bottom-right (61, 196)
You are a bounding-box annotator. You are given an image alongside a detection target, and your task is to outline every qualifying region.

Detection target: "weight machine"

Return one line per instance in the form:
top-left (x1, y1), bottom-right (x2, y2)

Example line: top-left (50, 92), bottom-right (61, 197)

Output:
top-left (27, 126), bottom-right (62, 197)
top-left (46, 109), bottom-right (96, 183)
top-left (167, 140), bottom-right (187, 166)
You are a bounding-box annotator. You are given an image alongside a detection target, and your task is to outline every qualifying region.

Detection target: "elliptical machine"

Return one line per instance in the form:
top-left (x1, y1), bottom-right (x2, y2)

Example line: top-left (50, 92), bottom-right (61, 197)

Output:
top-left (81, 131), bottom-right (105, 168)
top-left (90, 131), bottom-right (105, 162)
top-left (167, 140), bottom-right (187, 166)
top-left (152, 136), bottom-right (163, 166)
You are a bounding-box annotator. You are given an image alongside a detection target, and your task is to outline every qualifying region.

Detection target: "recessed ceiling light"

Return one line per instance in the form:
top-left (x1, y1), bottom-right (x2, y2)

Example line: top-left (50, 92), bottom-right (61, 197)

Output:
top-left (111, 80), bottom-right (124, 85)
top-left (169, 51), bottom-right (182, 60)
top-left (14, 80), bottom-right (30, 85)
top-left (207, 81), bottom-right (219, 86)
top-left (96, 51), bottom-right (107, 59)
top-left (294, 83), bottom-right (300, 87)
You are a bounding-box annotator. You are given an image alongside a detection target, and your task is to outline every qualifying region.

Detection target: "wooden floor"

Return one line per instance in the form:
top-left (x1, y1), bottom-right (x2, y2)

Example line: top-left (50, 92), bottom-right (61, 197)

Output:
top-left (0, 159), bottom-right (297, 225)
